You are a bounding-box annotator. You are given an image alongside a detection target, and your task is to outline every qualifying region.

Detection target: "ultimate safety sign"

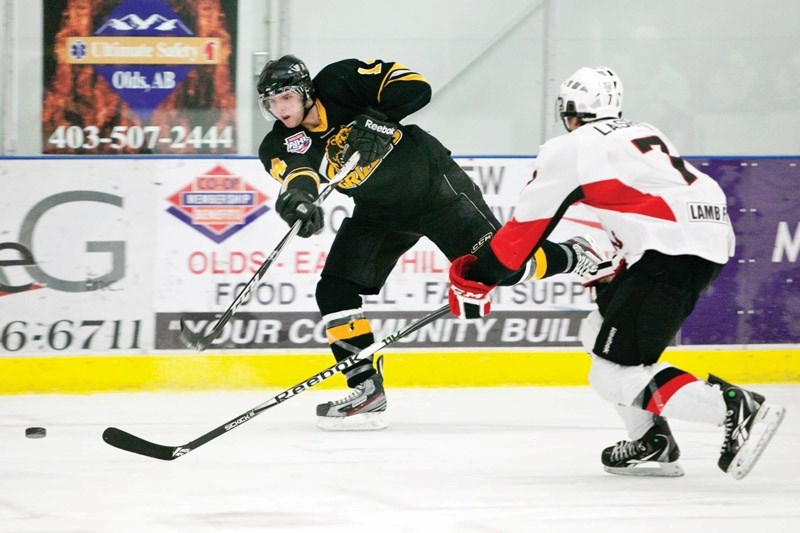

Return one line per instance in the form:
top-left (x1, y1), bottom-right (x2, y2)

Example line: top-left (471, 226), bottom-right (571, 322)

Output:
top-left (41, 0), bottom-right (238, 155)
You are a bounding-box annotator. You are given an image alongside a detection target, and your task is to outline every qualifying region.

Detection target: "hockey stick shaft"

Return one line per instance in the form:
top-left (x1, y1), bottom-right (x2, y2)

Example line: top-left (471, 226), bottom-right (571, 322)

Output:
top-left (103, 304), bottom-right (451, 460)
top-left (179, 153), bottom-right (360, 351)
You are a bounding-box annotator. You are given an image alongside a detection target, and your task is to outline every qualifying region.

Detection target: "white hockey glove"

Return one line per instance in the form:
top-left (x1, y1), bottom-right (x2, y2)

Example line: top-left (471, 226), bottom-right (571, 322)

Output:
top-left (560, 235), bottom-right (604, 277)
top-left (582, 255), bottom-right (625, 287)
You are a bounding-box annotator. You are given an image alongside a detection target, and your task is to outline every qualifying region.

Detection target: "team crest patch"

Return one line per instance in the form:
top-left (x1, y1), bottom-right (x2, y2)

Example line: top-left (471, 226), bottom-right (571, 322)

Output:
top-left (285, 132), bottom-right (312, 154)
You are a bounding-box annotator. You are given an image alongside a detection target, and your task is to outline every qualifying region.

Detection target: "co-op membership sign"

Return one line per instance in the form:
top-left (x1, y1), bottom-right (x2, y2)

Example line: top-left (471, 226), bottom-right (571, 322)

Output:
top-left (42, 0), bottom-right (238, 155)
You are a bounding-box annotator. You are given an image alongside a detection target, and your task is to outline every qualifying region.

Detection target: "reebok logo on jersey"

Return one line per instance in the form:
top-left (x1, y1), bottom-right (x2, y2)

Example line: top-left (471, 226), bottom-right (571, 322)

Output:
top-left (364, 119), bottom-right (395, 136)
top-left (687, 202), bottom-right (728, 224)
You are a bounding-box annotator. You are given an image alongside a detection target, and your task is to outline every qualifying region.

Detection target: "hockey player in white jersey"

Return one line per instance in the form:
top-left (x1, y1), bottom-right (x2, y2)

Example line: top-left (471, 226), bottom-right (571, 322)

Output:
top-left (447, 66), bottom-right (785, 479)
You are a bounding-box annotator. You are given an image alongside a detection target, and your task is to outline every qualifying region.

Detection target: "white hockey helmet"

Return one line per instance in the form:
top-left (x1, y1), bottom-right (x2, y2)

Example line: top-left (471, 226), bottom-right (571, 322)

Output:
top-left (557, 67), bottom-right (623, 131)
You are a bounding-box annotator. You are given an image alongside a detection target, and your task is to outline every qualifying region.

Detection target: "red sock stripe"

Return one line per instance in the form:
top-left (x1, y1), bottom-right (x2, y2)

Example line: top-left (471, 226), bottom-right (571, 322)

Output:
top-left (645, 373), bottom-right (698, 414)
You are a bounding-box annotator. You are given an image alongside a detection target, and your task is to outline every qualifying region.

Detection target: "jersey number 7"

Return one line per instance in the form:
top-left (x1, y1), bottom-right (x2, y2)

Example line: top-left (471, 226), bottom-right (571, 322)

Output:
top-left (631, 135), bottom-right (698, 185)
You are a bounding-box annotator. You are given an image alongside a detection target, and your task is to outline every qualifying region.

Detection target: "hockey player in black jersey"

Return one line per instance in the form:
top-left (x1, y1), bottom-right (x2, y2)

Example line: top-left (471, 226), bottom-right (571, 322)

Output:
top-left (256, 55), bottom-right (602, 430)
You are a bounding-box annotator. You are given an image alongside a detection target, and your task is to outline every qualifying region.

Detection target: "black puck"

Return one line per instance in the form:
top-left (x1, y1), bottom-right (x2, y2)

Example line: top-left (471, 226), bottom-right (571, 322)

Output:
top-left (25, 427), bottom-right (47, 439)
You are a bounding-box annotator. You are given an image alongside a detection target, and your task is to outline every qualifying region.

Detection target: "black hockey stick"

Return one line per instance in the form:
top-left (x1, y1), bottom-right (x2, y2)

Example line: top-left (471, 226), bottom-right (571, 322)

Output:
top-left (178, 153), bottom-right (360, 351)
top-left (103, 304), bottom-right (450, 460)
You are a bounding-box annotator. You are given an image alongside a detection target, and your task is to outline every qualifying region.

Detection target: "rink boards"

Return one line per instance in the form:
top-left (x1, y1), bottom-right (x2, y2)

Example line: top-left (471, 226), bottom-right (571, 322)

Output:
top-left (2, 347), bottom-right (800, 394)
top-left (1, 156), bottom-right (798, 393)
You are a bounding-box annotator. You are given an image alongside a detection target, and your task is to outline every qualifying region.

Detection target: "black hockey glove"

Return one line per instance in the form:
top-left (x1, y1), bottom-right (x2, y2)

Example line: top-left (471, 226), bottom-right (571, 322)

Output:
top-left (343, 109), bottom-right (398, 165)
top-left (275, 188), bottom-right (323, 238)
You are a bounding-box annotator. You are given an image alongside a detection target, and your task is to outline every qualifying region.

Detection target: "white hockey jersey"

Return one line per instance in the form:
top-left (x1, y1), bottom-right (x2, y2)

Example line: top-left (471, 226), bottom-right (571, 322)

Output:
top-left (490, 119), bottom-right (736, 271)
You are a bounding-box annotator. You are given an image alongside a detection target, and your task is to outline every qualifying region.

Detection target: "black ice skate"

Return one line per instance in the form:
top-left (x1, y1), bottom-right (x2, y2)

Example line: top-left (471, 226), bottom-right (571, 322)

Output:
top-left (602, 416), bottom-right (684, 477)
top-left (709, 374), bottom-right (786, 480)
top-left (316, 356), bottom-right (388, 431)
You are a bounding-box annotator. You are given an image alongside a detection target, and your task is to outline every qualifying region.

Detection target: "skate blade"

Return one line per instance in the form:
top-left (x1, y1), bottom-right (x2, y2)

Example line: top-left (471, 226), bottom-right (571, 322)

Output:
top-left (727, 402), bottom-right (786, 480)
top-left (604, 461), bottom-right (685, 478)
top-left (316, 411), bottom-right (389, 432)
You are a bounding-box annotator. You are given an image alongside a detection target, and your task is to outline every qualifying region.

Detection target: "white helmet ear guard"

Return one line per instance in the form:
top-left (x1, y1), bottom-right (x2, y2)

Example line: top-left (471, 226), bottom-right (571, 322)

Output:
top-left (557, 66), bottom-right (623, 130)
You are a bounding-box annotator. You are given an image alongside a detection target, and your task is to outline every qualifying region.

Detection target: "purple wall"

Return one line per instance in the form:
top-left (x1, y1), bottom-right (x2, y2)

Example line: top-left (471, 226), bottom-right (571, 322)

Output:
top-left (682, 157), bottom-right (800, 344)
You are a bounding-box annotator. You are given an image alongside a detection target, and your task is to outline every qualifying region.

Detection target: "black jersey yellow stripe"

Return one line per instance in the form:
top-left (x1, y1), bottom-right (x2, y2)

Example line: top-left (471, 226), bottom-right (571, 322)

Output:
top-left (308, 100), bottom-right (329, 133)
top-left (284, 167), bottom-right (320, 188)
top-left (377, 63), bottom-right (428, 102)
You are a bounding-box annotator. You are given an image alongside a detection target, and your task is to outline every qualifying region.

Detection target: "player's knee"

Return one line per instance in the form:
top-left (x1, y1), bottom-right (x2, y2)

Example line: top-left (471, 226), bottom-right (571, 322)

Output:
top-left (588, 356), bottom-right (624, 403)
top-left (590, 357), bottom-right (677, 407)
top-left (315, 275), bottom-right (364, 316)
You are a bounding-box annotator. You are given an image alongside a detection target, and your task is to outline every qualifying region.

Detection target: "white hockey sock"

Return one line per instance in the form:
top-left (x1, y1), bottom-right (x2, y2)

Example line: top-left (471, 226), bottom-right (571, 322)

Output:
top-left (615, 404), bottom-right (658, 440)
top-left (660, 380), bottom-right (726, 426)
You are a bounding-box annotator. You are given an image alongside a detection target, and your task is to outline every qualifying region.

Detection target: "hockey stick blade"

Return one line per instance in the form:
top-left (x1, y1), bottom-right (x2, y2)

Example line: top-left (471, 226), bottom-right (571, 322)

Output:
top-left (103, 304), bottom-right (450, 460)
top-left (103, 427), bottom-right (180, 461)
top-left (178, 318), bottom-right (217, 351)
top-left (177, 152), bottom-right (361, 352)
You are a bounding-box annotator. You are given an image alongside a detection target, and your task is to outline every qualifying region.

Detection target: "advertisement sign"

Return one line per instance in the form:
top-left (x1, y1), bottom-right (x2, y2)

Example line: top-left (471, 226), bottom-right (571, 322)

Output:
top-left (0, 160), bottom-right (154, 354)
top-left (41, 0), bottom-right (237, 155)
top-left (155, 310), bottom-right (591, 350)
top-left (2, 156), bottom-right (797, 356)
top-left (151, 157), bottom-right (607, 350)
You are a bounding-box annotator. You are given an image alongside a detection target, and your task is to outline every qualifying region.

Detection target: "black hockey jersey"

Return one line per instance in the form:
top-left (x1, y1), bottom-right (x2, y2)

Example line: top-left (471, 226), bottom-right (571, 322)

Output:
top-left (258, 59), bottom-right (456, 214)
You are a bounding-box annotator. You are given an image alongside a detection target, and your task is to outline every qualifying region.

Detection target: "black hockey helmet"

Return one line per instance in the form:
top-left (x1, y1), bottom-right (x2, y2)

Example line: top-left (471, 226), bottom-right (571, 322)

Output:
top-left (256, 54), bottom-right (314, 100)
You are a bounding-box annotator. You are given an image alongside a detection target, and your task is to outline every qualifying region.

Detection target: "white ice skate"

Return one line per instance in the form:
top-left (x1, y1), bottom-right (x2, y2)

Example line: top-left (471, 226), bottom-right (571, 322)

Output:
top-left (316, 356), bottom-right (388, 431)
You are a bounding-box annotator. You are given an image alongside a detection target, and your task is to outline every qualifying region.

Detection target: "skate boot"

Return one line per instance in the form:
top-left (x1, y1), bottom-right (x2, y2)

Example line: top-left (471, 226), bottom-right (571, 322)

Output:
top-left (709, 374), bottom-right (786, 480)
top-left (602, 416), bottom-right (684, 477)
top-left (316, 356), bottom-right (388, 431)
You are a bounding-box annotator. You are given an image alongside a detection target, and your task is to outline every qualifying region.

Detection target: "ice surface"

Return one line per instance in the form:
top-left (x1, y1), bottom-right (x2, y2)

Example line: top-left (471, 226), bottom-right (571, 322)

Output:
top-left (1, 385), bottom-right (798, 532)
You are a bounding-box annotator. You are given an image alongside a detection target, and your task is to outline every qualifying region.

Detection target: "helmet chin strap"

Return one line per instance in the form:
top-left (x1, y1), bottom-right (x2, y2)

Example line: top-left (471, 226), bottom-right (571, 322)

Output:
top-left (562, 115), bottom-right (582, 132)
top-left (302, 97), bottom-right (315, 119)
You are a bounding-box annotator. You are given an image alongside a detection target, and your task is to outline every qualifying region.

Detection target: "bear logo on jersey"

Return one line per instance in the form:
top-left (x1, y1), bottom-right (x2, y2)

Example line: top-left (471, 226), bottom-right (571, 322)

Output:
top-left (322, 124), bottom-right (401, 189)
top-left (326, 126), bottom-right (351, 167)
